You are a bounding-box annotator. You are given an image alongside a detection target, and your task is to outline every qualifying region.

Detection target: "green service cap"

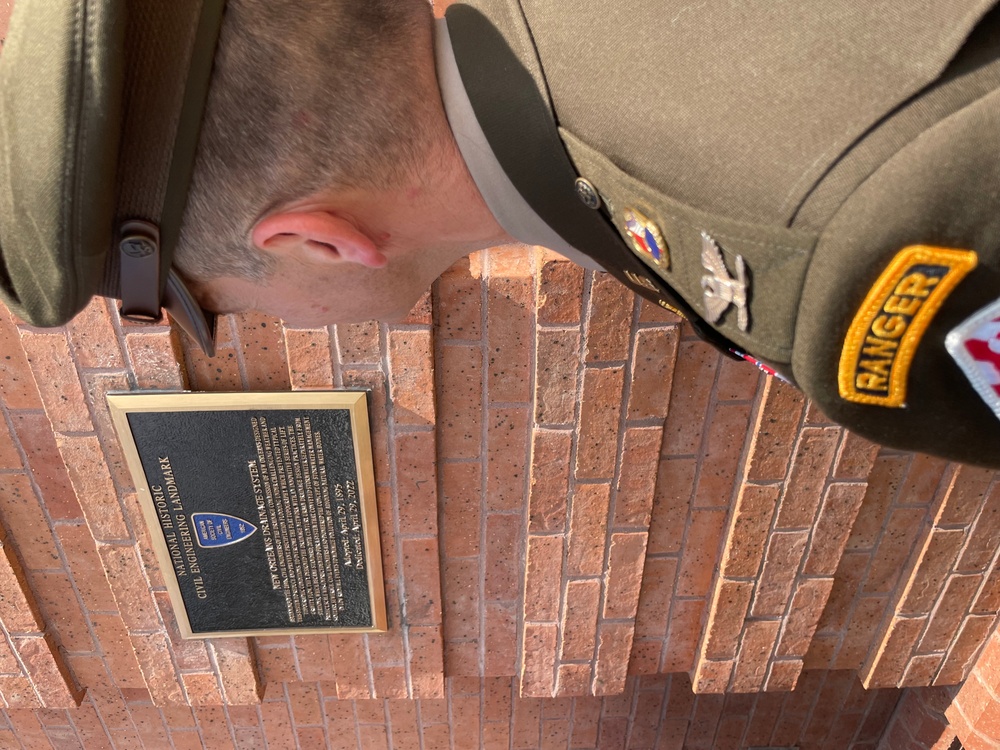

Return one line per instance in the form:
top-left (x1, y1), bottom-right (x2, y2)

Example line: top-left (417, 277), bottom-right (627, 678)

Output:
top-left (0, 0), bottom-right (225, 355)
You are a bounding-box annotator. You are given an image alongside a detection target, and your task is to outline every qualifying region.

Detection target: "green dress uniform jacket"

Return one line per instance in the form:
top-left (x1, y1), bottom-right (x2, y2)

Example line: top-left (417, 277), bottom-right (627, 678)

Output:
top-left (443, 0), bottom-right (1000, 468)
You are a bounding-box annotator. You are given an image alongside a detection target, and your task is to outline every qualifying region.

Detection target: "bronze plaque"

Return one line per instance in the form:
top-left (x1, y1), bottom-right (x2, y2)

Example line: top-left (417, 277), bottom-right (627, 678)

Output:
top-left (107, 391), bottom-right (386, 638)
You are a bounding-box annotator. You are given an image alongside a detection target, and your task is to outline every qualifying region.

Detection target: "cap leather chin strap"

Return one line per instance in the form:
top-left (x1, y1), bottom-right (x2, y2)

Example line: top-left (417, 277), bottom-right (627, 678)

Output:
top-left (117, 0), bottom-right (225, 357)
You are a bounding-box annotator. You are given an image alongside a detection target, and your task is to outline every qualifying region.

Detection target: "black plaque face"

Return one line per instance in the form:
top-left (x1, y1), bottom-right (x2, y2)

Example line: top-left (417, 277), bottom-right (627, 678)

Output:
top-left (107, 392), bottom-right (386, 638)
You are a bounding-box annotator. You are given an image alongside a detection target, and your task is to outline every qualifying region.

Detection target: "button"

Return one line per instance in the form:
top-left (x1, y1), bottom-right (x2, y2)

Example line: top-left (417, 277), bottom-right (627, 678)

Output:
top-left (574, 178), bottom-right (601, 210)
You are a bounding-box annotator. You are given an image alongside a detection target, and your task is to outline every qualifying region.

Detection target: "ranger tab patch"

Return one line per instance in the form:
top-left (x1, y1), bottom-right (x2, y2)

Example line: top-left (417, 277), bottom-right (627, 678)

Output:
top-left (839, 245), bottom-right (978, 407)
top-left (945, 298), bottom-right (1000, 421)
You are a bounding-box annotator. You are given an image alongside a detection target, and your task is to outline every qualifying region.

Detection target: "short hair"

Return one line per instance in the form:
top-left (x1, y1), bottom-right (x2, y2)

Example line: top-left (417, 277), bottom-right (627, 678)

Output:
top-left (176, 0), bottom-right (435, 281)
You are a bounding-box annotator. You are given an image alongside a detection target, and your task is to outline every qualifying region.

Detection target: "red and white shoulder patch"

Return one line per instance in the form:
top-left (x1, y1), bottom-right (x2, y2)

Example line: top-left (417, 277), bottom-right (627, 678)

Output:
top-left (946, 298), bottom-right (1000, 421)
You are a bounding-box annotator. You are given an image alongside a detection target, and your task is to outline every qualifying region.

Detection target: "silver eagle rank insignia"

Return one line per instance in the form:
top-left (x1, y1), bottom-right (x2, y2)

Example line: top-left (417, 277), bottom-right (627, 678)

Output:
top-left (700, 232), bottom-right (750, 332)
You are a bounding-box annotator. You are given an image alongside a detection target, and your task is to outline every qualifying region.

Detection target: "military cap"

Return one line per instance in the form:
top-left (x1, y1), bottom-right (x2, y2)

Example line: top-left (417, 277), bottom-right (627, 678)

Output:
top-left (445, 0), bottom-right (1000, 468)
top-left (0, 0), bottom-right (224, 355)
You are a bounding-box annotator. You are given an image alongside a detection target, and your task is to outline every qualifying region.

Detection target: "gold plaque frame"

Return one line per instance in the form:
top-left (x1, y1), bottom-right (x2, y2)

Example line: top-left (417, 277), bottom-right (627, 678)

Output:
top-left (107, 391), bottom-right (386, 638)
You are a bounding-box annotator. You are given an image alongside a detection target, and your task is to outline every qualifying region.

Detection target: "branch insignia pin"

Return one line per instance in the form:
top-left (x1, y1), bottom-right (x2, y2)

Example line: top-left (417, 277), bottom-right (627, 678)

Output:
top-left (700, 232), bottom-right (750, 332)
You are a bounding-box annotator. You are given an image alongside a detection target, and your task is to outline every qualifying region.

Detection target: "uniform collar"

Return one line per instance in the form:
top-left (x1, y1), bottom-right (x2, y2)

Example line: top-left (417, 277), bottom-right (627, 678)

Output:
top-left (434, 18), bottom-right (603, 270)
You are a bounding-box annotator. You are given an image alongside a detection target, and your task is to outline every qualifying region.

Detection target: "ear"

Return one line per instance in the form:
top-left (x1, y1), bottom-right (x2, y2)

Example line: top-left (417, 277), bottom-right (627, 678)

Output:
top-left (251, 210), bottom-right (387, 269)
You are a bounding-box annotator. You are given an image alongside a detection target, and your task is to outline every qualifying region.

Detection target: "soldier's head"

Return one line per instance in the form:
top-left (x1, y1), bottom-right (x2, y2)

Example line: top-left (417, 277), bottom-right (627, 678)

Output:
top-left (177, 0), bottom-right (482, 326)
top-left (0, 0), bottom-right (506, 351)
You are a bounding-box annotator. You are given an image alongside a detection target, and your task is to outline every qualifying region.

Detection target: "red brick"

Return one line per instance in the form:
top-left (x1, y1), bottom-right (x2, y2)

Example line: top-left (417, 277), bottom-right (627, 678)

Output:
top-left (66, 298), bottom-right (123, 370)
top-left (408, 625), bottom-right (444, 699)
top-left (183, 317), bottom-right (244, 392)
top-left (131, 632), bottom-right (185, 705)
top-left (898, 528), bottom-right (966, 616)
top-left (864, 507), bottom-right (928, 595)
top-left (692, 658), bottom-right (734, 694)
top-left (566, 483), bottom-right (610, 577)
top-left (560, 580), bottom-right (601, 662)
top-left (721, 484), bottom-right (779, 579)
top-left (195, 706), bottom-right (234, 748)
top-left (486, 406), bottom-right (529, 512)
top-left (394, 431), bottom-right (438, 537)
top-left (934, 615), bottom-right (996, 685)
top-left (803, 482), bottom-right (869, 576)
top-left (181, 672), bottom-right (223, 706)
top-left (31, 572), bottom-right (94, 654)
top-left (120, 491), bottom-right (165, 592)
top-left (0, 678), bottom-right (38, 708)
top-left (676, 509), bottom-right (727, 598)
top-left (436, 259), bottom-right (483, 340)
top-left (0, 542), bottom-right (42, 632)
top-left (863, 616), bottom-right (926, 689)
top-left (485, 514), bottom-right (520, 601)
top-left (750, 530), bottom-right (809, 617)
top-left (692, 403), bottom-right (752, 509)
top-left (528, 430), bottom-right (571, 533)
top-left (634, 556), bottom-right (676, 639)
top-left (627, 327), bottom-right (679, 421)
top-left (328, 634), bottom-right (372, 699)
top-left (575, 366), bottom-right (624, 480)
top-left (804, 633), bottom-right (838, 670)
top-left (593, 623), bottom-right (633, 696)
top-left (901, 653), bottom-right (945, 687)
top-left (555, 664), bottom-right (591, 697)
top-left (441, 556), bottom-right (479, 642)
top-left (898, 455), bottom-right (951, 506)
top-left (537, 260), bottom-right (584, 325)
top-left (284, 328), bottom-right (333, 389)
top-left (837, 595), bottom-right (890, 670)
top-left (97, 545), bottom-right (159, 632)
top-left (400, 537), bottom-right (442, 626)
top-left (88, 614), bottom-right (145, 689)
top-left (661, 341), bottom-right (719, 456)
top-left (974, 568), bottom-right (1000, 614)
top-left (441, 461), bottom-right (482, 558)
top-left (704, 579), bottom-right (753, 660)
top-left (775, 427), bottom-right (841, 528)
top-left (233, 314), bottom-right (289, 391)
top-left (53, 525), bottom-right (116, 614)
top-left (0, 417), bottom-right (21, 471)
top-left (715, 357), bottom-right (761, 402)
top-left (520, 623), bottom-right (558, 698)
top-left (731, 620), bottom-right (781, 693)
top-left (79, 371), bottom-right (133, 490)
top-left (388, 330), bottom-right (435, 426)
top-left (585, 274), bottom-right (633, 363)
top-left (0, 306), bottom-right (43, 410)
top-left (487, 273), bottom-right (533, 404)
top-left (483, 601), bottom-right (517, 676)
top-left (335, 320), bottom-right (381, 365)
top-left (602, 532), bottom-right (647, 620)
top-left (959, 481), bottom-right (1000, 572)
top-left (9, 413), bottom-right (82, 522)
top-left (938, 466), bottom-right (997, 527)
top-left (920, 574), bottom-right (982, 653)
top-left (847, 454), bottom-right (909, 552)
top-left (534, 329), bottom-right (581, 426)
top-left (745, 380), bottom-right (806, 482)
top-left (18, 330), bottom-right (94, 433)
top-left (524, 535), bottom-right (563, 622)
top-left (124, 330), bottom-right (187, 390)
top-left (56, 436), bottom-right (128, 540)
top-left (153, 592), bottom-right (211, 673)
top-left (0, 474), bottom-right (60, 571)
top-left (648, 457), bottom-right (695, 556)
top-left (662, 600), bottom-right (704, 673)
top-left (764, 659), bottom-right (803, 692)
top-left (12, 635), bottom-right (77, 707)
top-left (775, 577), bottom-right (835, 658)
top-left (833, 431), bottom-right (880, 480)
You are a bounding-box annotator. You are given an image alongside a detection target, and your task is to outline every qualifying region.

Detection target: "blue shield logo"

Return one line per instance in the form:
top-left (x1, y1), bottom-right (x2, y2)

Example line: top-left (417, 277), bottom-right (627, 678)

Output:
top-left (192, 513), bottom-right (257, 548)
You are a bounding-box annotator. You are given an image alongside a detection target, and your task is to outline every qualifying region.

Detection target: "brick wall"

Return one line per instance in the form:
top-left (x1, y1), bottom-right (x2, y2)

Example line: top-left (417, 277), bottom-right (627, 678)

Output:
top-left (4, 246), bottom-right (1000, 749)
top-left (5, 2), bottom-right (1000, 745)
